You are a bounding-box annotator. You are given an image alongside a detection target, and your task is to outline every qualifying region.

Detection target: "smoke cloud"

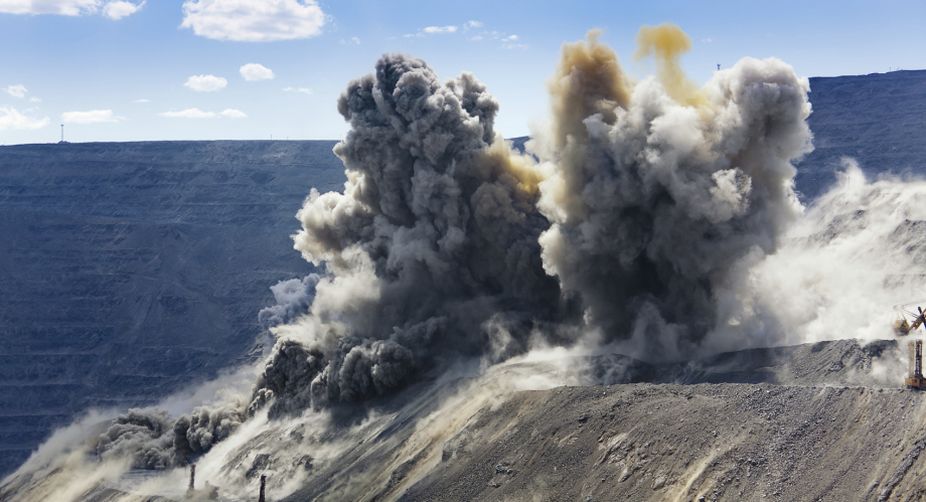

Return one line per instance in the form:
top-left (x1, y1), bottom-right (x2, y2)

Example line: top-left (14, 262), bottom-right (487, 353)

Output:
top-left (92, 404), bottom-right (244, 470)
top-left (534, 26), bottom-right (812, 360)
top-left (244, 25), bottom-right (815, 416)
top-left (634, 24), bottom-right (703, 106)
top-left (251, 53), bottom-right (561, 412)
top-left (258, 275), bottom-right (319, 329)
top-left (723, 160), bottom-right (926, 347)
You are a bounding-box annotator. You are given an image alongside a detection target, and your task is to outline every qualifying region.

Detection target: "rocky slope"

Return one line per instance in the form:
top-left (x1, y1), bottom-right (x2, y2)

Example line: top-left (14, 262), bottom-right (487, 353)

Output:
top-left (0, 336), bottom-right (916, 502)
top-left (406, 382), bottom-right (926, 502)
top-left (795, 69), bottom-right (926, 200)
top-left (0, 140), bottom-right (344, 475)
top-left (252, 339), bottom-right (906, 502)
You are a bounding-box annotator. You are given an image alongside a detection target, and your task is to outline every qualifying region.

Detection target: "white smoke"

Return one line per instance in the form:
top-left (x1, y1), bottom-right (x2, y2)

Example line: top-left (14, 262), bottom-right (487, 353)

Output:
top-left (723, 159), bottom-right (926, 346)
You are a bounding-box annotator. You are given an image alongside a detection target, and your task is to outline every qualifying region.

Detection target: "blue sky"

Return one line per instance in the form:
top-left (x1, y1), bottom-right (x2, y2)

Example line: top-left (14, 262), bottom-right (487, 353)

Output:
top-left (0, 0), bottom-right (923, 144)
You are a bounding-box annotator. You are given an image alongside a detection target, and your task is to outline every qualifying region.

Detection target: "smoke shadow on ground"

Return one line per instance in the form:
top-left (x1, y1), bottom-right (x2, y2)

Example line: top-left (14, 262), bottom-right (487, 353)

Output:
top-left (584, 339), bottom-right (900, 387)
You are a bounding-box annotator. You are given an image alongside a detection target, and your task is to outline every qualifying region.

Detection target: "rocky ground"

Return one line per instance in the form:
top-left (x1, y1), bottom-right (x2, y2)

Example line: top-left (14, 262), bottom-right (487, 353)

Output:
top-left (407, 383), bottom-right (926, 501)
top-left (3, 338), bottom-right (923, 502)
top-left (400, 341), bottom-right (926, 502)
top-left (286, 339), bottom-right (923, 502)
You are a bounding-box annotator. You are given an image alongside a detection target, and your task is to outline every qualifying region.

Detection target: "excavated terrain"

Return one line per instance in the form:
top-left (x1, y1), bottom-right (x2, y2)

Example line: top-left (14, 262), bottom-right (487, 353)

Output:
top-left (1, 338), bottom-right (921, 502)
top-left (407, 384), bottom-right (926, 501)
top-left (277, 339), bottom-right (923, 502)
top-left (400, 340), bottom-right (923, 502)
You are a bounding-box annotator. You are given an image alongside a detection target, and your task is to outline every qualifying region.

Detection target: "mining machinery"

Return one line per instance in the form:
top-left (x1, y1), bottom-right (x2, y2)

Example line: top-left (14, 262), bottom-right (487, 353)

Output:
top-left (894, 303), bottom-right (926, 336)
top-left (907, 340), bottom-right (926, 389)
top-left (894, 303), bottom-right (926, 389)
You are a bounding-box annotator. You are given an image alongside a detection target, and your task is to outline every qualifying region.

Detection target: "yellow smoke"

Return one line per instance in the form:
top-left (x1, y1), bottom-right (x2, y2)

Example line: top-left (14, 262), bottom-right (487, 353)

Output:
top-left (487, 138), bottom-right (544, 196)
top-left (548, 29), bottom-right (631, 148)
top-left (635, 23), bottom-right (705, 107)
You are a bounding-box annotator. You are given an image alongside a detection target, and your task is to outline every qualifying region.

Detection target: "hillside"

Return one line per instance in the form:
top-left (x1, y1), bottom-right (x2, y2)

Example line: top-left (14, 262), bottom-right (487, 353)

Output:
top-left (795, 70), bottom-right (926, 199)
top-left (0, 141), bottom-right (344, 475)
top-left (405, 381), bottom-right (926, 502)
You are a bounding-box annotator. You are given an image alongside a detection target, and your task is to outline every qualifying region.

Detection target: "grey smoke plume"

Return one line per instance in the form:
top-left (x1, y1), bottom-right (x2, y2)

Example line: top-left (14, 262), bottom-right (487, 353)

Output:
top-left (533, 27), bottom-right (812, 359)
top-left (93, 404), bottom-right (243, 469)
top-left (94, 410), bottom-right (175, 469)
top-left (249, 27), bottom-right (815, 413)
top-left (258, 275), bottom-right (319, 329)
top-left (251, 53), bottom-right (561, 412)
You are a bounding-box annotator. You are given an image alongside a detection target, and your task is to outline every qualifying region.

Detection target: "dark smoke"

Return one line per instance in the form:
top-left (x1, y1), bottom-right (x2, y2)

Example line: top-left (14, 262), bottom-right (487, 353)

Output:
top-left (172, 405), bottom-right (243, 460)
top-left (94, 405), bottom-right (243, 468)
top-left (249, 31), bottom-right (813, 413)
top-left (250, 53), bottom-right (562, 412)
top-left (94, 410), bottom-right (175, 469)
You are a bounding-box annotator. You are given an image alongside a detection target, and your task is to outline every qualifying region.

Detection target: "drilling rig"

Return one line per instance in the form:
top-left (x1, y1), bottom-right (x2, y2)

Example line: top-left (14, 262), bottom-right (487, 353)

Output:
top-left (907, 340), bottom-right (926, 389)
top-left (896, 303), bottom-right (926, 389)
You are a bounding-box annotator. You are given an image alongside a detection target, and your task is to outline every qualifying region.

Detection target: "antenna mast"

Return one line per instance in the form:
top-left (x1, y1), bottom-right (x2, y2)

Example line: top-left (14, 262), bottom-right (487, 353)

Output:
top-left (60, 124), bottom-right (64, 143)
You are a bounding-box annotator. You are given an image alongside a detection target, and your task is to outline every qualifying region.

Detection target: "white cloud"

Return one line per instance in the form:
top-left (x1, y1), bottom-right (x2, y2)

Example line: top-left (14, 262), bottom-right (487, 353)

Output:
top-left (220, 108), bottom-right (246, 118)
top-left (0, 0), bottom-right (99, 15)
top-left (159, 107), bottom-right (246, 119)
top-left (29, 96), bottom-right (41, 103)
top-left (184, 74), bottom-right (228, 92)
top-left (339, 36), bottom-right (360, 46)
top-left (133, 98), bottom-right (150, 103)
top-left (180, 0), bottom-right (325, 42)
top-left (0, 107), bottom-right (49, 130)
top-left (462, 25), bottom-right (527, 49)
top-left (0, 0), bottom-right (143, 19)
top-left (283, 86), bottom-right (312, 95)
top-left (102, 0), bottom-right (144, 20)
top-left (61, 109), bottom-right (122, 124)
top-left (422, 25), bottom-right (457, 34)
top-left (239, 63), bottom-right (274, 81)
top-left (404, 25), bottom-right (459, 38)
top-left (500, 34), bottom-right (527, 49)
top-left (159, 108), bottom-right (215, 119)
top-left (4, 84), bottom-right (27, 98)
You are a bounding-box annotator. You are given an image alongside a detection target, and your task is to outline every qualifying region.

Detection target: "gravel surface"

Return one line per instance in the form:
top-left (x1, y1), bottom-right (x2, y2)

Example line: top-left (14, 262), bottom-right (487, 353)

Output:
top-left (405, 382), bottom-right (926, 501)
top-left (283, 339), bottom-right (919, 502)
top-left (4, 339), bottom-right (918, 502)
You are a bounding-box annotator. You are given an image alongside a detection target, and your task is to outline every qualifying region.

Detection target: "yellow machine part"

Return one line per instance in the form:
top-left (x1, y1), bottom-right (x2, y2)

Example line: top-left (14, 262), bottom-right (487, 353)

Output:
top-left (907, 376), bottom-right (926, 389)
